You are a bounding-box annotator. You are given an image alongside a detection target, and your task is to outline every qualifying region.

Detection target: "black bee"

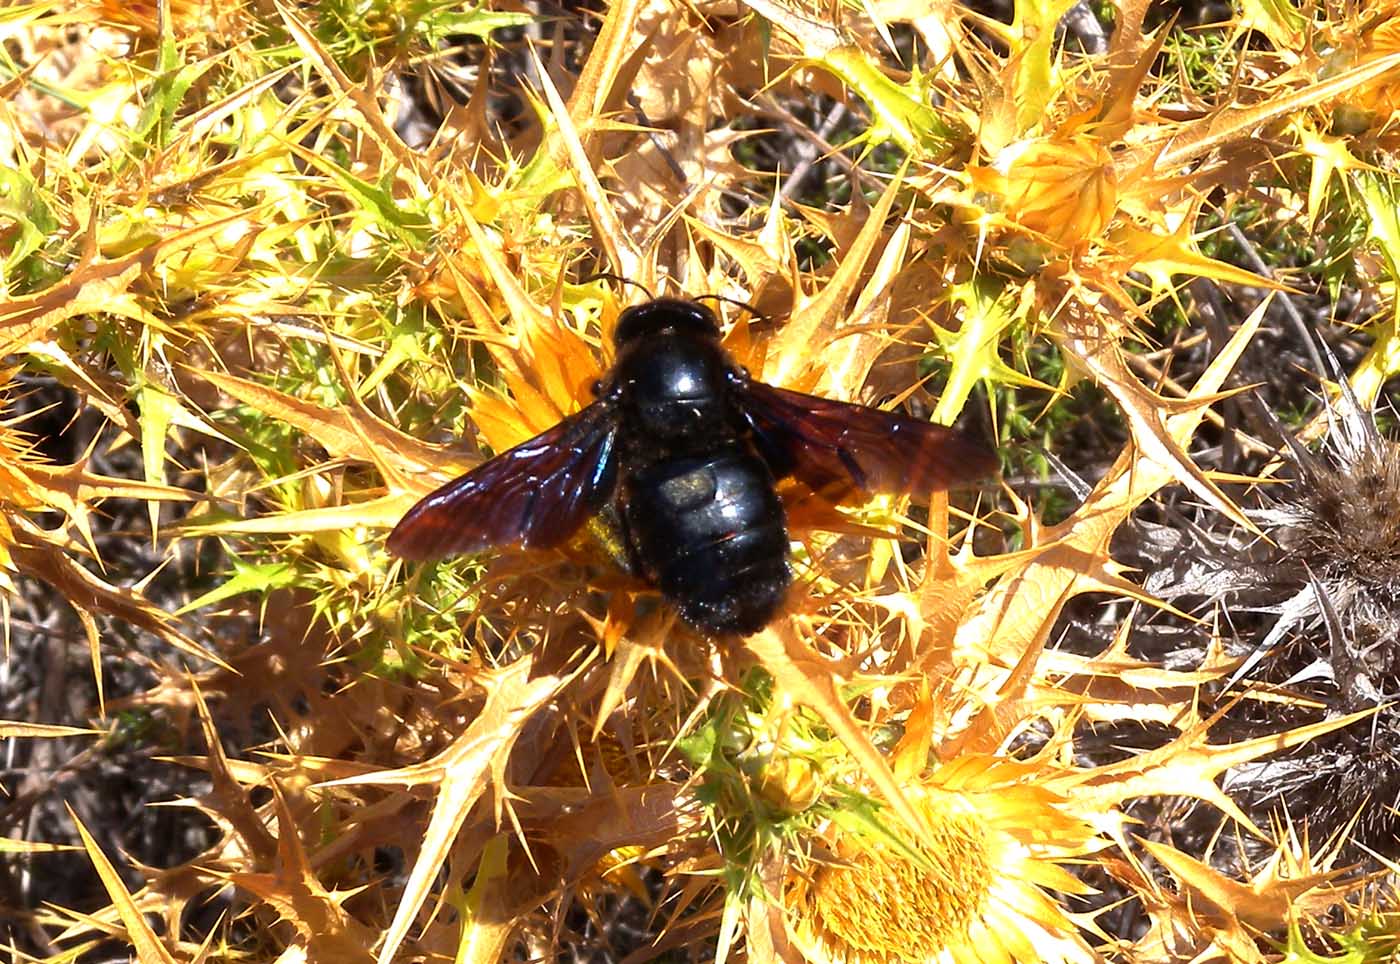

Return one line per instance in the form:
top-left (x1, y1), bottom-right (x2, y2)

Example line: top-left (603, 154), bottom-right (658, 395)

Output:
top-left (387, 298), bottom-right (997, 635)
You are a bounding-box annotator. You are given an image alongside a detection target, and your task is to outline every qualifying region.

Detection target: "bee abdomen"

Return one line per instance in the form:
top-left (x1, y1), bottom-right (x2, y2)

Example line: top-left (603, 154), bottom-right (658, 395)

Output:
top-left (625, 448), bottom-right (791, 635)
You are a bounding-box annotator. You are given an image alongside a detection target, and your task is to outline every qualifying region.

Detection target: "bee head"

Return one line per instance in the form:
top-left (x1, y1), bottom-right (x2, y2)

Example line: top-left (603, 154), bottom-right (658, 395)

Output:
top-left (613, 298), bottom-right (721, 347)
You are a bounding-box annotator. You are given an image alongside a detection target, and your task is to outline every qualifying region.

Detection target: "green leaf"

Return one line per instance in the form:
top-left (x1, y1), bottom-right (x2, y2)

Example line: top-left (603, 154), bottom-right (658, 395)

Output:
top-left (289, 145), bottom-right (433, 249)
top-left (1357, 171), bottom-right (1400, 282)
top-left (1239, 0), bottom-right (1307, 50)
top-left (419, 4), bottom-right (535, 45)
top-left (932, 275), bottom-right (1053, 424)
top-left (820, 47), bottom-right (964, 157)
top-left (1345, 173), bottom-right (1400, 406)
top-left (133, 35), bottom-right (218, 152)
top-left (175, 559), bottom-right (298, 615)
top-left (0, 162), bottom-right (58, 280)
top-left (826, 788), bottom-right (935, 873)
top-left (1011, 0), bottom-right (1079, 132)
top-left (135, 381), bottom-right (236, 537)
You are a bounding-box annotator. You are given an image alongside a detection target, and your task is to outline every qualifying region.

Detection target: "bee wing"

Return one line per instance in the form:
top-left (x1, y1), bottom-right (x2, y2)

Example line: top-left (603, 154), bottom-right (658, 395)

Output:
top-left (733, 380), bottom-right (998, 497)
top-left (386, 402), bottom-right (620, 561)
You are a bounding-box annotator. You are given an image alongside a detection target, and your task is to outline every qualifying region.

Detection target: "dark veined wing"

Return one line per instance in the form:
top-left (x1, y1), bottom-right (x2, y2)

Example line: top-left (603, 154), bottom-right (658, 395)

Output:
top-left (386, 402), bottom-right (620, 561)
top-left (734, 380), bottom-right (998, 497)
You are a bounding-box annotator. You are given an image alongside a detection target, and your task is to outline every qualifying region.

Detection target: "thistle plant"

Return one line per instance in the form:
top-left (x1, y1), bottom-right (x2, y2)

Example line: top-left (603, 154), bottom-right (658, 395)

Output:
top-left (5, 2), bottom-right (1400, 963)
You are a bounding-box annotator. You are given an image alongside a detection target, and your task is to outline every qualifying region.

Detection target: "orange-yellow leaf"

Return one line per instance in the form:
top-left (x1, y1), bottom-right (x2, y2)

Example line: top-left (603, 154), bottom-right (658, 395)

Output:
top-left (1138, 837), bottom-right (1340, 932)
top-left (181, 492), bottom-right (415, 538)
top-left (199, 368), bottom-right (442, 474)
top-left (957, 300), bottom-right (1262, 674)
top-left (0, 210), bottom-right (258, 353)
top-left (766, 168), bottom-right (906, 388)
top-left (228, 786), bottom-right (377, 962)
top-left (323, 653), bottom-right (573, 964)
top-left (67, 805), bottom-right (181, 964)
top-left (0, 721), bottom-right (102, 739)
top-left (12, 534), bottom-right (231, 672)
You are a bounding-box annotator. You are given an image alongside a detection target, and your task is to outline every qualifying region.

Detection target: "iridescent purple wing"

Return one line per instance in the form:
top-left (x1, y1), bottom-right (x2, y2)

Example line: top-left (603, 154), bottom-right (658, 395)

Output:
top-left (734, 380), bottom-right (998, 497)
top-left (386, 402), bottom-right (619, 560)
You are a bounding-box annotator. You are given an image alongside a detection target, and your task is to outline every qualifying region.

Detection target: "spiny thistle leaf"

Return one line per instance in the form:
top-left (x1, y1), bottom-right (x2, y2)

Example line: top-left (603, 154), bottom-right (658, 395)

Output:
top-left (744, 622), bottom-right (933, 844)
top-left (228, 786), bottom-right (379, 962)
top-left (323, 653), bottom-right (574, 964)
top-left (66, 806), bottom-right (180, 964)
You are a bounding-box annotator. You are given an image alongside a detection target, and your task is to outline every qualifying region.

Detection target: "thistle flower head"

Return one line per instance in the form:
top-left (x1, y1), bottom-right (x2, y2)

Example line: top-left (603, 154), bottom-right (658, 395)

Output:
top-left (978, 134), bottom-right (1119, 249)
top-left (1262, 399), bottom-right (1400, 616)
top-left (787, 758), bottom-right (1098, 964)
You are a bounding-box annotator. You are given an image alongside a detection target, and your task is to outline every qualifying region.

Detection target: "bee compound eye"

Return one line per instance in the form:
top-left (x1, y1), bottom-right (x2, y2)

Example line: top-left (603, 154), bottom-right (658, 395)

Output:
top-left (591, 379), bottom-right (602, 396)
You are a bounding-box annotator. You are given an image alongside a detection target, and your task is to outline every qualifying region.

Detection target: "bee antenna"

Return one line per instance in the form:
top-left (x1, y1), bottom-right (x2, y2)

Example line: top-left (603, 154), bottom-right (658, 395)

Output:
top-left (581, 272), bottom-right (656, 302)
top-left (694, 294), bottom-right (768, 325)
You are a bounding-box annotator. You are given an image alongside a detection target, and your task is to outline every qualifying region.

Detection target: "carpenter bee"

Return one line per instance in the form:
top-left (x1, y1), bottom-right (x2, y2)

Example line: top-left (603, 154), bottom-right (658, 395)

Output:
top-left (387, 298), bottom-right (998, 635)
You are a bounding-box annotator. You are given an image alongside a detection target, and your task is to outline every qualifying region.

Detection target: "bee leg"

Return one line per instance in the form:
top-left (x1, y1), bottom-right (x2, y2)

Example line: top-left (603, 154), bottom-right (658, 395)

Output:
top-left (586, 501), bottom-right (640, 577)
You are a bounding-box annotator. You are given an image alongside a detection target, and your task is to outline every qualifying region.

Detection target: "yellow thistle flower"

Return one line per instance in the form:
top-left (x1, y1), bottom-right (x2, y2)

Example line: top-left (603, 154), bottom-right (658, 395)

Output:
top-left (1339, 13), bottom-right (1400, 127)
top-left (787, 758), bottom-right (1099, 964)
top-left (99, 0), bottom-right (213, 34)
top-left (977, 135), bottom-right (1118, 248)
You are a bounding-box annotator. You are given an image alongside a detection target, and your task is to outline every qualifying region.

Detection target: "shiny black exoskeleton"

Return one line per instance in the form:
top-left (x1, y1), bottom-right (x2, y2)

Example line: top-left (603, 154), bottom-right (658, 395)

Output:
top-left (604, 300), bottom-right (790, 633)
top-left (387, 297), bottom-right (998, 635)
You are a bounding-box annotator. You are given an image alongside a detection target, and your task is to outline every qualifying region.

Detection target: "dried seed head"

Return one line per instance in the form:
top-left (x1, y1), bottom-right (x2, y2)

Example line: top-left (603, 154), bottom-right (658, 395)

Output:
top-left (1229, 387), bottom-right (1400, 853)
top-left (1273, 446), bottom-right (1400, 614)
top-left (1136, 374), bottom-right (1400, 856)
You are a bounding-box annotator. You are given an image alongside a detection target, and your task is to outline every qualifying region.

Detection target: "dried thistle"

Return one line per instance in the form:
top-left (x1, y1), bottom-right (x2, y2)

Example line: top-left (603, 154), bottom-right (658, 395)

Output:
top-left (1238, 387), bottom-right (1400, 855)
top-left (1143, 373), bottom-right (1400, 858)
